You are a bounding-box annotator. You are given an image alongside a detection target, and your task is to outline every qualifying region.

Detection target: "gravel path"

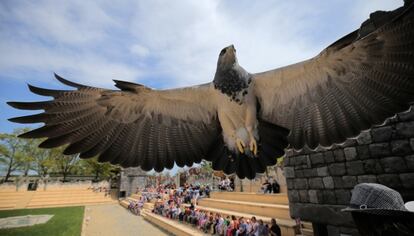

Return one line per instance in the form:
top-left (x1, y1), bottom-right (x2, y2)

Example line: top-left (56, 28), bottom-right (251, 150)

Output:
top-left (82, 204), bottom-right (168, 236)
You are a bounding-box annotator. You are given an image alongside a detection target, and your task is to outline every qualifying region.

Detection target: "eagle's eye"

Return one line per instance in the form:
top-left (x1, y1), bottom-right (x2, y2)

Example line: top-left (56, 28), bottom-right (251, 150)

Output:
top-left (220, 48), bottom-right (227, 56)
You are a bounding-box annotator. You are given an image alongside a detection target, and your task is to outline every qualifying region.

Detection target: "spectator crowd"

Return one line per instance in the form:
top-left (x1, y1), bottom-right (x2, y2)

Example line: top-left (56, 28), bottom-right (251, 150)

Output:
top-left (148, 183), bottom-right (282, 236)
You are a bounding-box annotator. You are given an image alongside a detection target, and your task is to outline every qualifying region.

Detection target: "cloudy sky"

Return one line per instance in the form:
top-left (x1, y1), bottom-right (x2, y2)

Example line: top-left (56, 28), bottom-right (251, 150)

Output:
top-left (0, 0), bottom-right (403, 135)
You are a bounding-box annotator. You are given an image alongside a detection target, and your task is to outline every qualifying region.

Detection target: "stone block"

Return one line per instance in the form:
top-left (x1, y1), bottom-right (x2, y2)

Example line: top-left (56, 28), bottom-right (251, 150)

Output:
top-left (405, 155), bottom-right (414, 171)
top-left (332, 177), bottom-right (344, 187)
top-left (335, 189), bottom-right (351, 205)
top-left (396, 121), bottom-right (414, 138)
top-left (363, 159), bottom-right (383, 174)
top-left (357, 131), bottom-right (372, 145)
top-left (309, 178), bottom-right (324, 189)
top-left (380, 156), bottom-right (407, 173)
top-left (283, 156), bottom-right (291, 166)
top-left (308, 190), bottom-right (321, 204)
top-left (324, 151), bottom-right (335, 163)
top-left (303, 168), bottom-right (317, 177)
top-left (410, 138), bottom-right (414, 151)
top-left (294, 178), bottom-right (308, 189)
top-left (346, 161), bottom-right (365, 175)
top-left (294, 170), bottom-right (304, 178)
top-left (288, 190), bottom-right (300, 203)
top-left (356, 145), bottom-right (371, 160)
top-left (333, 149), bottom-right (345, 162)
top-left (371, 126), bottom-right (393, 143)
top-left (323, 176), bottom-right (334, 189)
top-left (400, 173), bottom-right (414, 188)
top-left (340, 139), bottom-right (358, 147)
top-left (328, 163), bottom-right (346, 176)
top-left (377, 174), bottom-right (402, 188)
top-left (284, 167), bottom-right (295, 178)
top-left (398, 107), bottom-right (414, 121)
top-left (317, 166), bottom-right (329, 177)
top-left (391, 140), bottom-right (412, 155)
top-left (286, 179), bottom-right (295, 190)
top-left (294, 165), bottom-right (308, 170)
top-left (344, 147), bottom-right (357, 161)
top-left (322, 190), bottom-right (336, 204)
top-left (369, 143), bottom-right (391, 158)
top-left (293, 155), bottom-right (309, 166)
top-left (342, 176), bottom-right (357, 188)
top-left (310, 153), bottom-right (324, 165)
top-left (357, 175), bottom-right (377, 183)
top-left (299, 190), bottom-right (308, 203)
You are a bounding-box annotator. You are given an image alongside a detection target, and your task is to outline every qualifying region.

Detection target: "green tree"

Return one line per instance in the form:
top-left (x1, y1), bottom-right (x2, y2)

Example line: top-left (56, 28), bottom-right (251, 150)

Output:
top-left (0, 128), bottom-right (34, 182)
top-left (200, 160), bottom-right (213, 174)
top-left (20, 137), bottom-right (40, 176)
top-left (33, 148), bottom-right (57, 178)
top-left (80, 157), bottom-right (118, 181)
top-left (52, 147), bottom-right (80, 182)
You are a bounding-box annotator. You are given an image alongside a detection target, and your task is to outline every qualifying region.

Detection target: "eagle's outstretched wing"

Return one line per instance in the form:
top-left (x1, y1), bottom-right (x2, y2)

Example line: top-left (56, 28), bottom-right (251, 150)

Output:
top-left (8, 74), bottom-right (219, 171)
top-left (253, 2), bottom-right (414, 150)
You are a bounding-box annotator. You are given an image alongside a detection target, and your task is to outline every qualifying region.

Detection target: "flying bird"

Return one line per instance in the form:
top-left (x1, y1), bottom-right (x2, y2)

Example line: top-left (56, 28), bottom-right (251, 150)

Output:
top-left (8, 2), bottom-right (414, 179)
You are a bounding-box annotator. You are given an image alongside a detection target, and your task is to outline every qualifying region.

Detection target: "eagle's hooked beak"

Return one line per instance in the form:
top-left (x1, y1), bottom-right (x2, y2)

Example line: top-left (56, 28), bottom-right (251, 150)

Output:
top-left (219, 44), bottom-right (237, 67)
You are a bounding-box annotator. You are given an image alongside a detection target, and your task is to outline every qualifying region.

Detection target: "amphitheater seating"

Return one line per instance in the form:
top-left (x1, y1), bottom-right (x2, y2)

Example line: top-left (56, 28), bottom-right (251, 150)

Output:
top-left (197, 192), bottom-right (313, 236)
top-left (0, 188), bottom-right (115, 209)
top-left (210, 192), bottom-right (289, 204)
top-left (119, 191), bottom-right (313, 236)
top-left (0, 189), bottom-right (25, 210)
top-left (198, 198), bottom-right (290, 219)
top-left (142, 209), bottom-right (205, 236)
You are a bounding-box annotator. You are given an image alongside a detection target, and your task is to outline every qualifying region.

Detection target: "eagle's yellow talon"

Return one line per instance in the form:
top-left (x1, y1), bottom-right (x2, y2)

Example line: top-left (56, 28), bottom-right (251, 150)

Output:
top-left (250, 139), bottom-right (257, 156)
top-left (236, 138), bottom-right (245, 153)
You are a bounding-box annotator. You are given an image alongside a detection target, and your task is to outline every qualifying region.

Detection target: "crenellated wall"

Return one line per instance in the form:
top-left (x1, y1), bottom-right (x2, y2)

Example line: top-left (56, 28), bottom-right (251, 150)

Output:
top-left (284, 106), bottom-right (414, 236)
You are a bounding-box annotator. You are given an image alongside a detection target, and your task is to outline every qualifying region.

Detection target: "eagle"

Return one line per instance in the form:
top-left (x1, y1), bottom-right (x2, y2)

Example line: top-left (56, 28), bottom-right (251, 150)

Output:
top-left (8, 2), bottom-right (414, 179)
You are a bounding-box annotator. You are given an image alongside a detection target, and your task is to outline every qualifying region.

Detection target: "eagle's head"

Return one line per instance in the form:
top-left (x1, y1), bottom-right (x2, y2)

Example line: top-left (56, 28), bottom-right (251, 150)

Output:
top-left (214, 45), bottom-right (250, 103)
top-left (217, 44), bottom-right (237, 71)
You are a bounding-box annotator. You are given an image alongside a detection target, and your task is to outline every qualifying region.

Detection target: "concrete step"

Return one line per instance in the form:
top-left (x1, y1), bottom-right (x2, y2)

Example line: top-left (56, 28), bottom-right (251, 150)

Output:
top-left (298, 222), bottom-right (314, 236)
top-left (25, 200), bottom-right (116, 209)
top-left (143, 202), bottom-right (154, 210)
top-left (0, 203), bottom-right (16, 210)
top-left (119, 200), bottom-right (154, 211)
top-left (210, 192), bottom-right (289, 205)
top-left (35, 192), bottom-right (105, 197)
top-left (301, 228), bottom-right (314, 236)
top-left (198, 198), bottom-right (291, 220)
top-left (30, 195), bottom-right (110, 201)
top-left (130, 194), bottom-right (141, 200)
top-left (120, 200), bottom-right (129, 208)
top-left (142, 210), bottom-right (205, 236)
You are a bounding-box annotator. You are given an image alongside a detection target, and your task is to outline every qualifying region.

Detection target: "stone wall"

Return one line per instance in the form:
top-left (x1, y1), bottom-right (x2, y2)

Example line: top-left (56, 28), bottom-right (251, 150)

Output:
top-left (119, 167), bottom-right (148, 197)
top-left (284, 107), bottom-right (414, 236)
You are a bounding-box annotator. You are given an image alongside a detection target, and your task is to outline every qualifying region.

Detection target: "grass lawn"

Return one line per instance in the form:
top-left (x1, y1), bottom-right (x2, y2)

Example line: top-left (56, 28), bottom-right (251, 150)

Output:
top-left (0, 206), bottom-right (84, 236)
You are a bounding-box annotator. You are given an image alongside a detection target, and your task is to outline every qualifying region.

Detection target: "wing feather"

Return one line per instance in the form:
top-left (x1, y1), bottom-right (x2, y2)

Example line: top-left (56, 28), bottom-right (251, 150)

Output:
top-left (8, 74), bottom-right (219, 171)
top-left (253, 2), bottom-right (414, 149)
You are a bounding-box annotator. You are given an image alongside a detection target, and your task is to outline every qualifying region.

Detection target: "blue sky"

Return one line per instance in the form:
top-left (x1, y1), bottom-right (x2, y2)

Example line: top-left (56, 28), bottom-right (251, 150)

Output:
top-left (0, 1), bottom-right (403, 173)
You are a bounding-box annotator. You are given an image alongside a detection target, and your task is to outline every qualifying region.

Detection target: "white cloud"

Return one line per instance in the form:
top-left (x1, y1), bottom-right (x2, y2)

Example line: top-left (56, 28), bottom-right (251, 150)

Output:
top-left (0, 41), bottom-right (140, 87)
top-left (0, 0), bottom-right (406, 89)
top-left (130, 44), bottom-right (150, 58)
top-left (7, 0), bottom-right (117, 45)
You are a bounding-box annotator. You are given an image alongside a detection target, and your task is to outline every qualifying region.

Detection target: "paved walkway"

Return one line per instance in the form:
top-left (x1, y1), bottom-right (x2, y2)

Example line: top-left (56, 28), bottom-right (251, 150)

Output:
top-left (82, 204), bottom-right (168, 236)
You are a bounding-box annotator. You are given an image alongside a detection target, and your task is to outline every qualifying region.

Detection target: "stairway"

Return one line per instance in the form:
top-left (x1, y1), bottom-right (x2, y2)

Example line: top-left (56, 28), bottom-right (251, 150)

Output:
top-left (0, 188), bottom-right (116, 210)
